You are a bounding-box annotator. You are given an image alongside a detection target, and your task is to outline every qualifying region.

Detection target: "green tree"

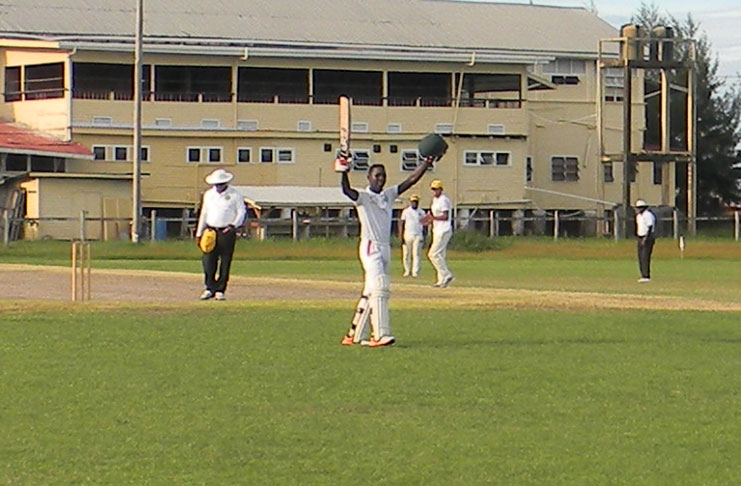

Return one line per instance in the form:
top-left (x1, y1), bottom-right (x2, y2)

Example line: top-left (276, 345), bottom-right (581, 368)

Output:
top-left (633, 2), bottom-right (741, 214)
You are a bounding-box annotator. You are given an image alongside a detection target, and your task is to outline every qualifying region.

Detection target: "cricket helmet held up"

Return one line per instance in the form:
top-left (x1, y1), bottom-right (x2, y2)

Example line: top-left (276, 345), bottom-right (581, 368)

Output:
top-left (418, 133), bottom-right (448, 159)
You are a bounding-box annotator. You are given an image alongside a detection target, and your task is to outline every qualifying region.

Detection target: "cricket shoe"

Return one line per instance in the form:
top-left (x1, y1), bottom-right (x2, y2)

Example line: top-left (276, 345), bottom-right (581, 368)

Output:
top-left (200, 290), bottom-right (214, 300)
top-left (214, 291), bottom-right (226, 301)
top-left (362, 335), bottom-right (396, 347)
top-left (340, 335), bottom-right (354, 346)
top-left (440, 276), bottom-right (455, 288)
top-left (637, 278), bottom-right (651, 283)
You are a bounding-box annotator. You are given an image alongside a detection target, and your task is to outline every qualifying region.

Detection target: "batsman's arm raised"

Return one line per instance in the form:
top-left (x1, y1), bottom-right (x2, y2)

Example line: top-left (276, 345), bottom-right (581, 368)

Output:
top-left (340, 158), bottom-right (359, 201)
top-left (397, 156), bottom-right (436, 195)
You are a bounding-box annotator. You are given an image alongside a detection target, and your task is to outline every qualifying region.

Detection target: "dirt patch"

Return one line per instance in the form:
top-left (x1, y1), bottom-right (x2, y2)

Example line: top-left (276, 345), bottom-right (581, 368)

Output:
top-left (1, 264), bottom-right (739, 312)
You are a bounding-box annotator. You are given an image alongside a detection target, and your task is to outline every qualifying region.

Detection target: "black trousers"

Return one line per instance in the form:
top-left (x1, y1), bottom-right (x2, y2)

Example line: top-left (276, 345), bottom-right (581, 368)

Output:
top-left (637, 235), bottom-right (655, 279)
top-left (202, 229), bottom-right (237, 292)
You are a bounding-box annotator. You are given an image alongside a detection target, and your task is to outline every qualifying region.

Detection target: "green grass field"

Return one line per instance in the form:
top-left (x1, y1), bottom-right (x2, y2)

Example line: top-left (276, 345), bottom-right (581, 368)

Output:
top-left (1, 238), bottom-right (739, 484)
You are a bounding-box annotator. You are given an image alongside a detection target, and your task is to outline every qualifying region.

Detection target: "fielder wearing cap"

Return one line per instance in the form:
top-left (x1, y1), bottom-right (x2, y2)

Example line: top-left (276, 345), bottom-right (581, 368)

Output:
top-left (195, 169), bottom-right (246, 301)
top-left (399, 194), bottom-right (426, 278)
top-left (338, 156), bottom-right (437, 347)
top-left (634, 199), bottom-right (656, 283)
top-left (426, 179), bottom-right (454, 288)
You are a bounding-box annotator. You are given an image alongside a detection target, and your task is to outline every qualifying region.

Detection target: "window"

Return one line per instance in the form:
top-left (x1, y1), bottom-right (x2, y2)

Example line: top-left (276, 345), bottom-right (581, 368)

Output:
top-left (351, 122), bottom-right (369, 133)
top-left (653, 161), bottom-right (662, 184)
top-left (526, 156), bottom-right (533, 183)
top-left (208, 148), bottom-right (222, 163)
top-left (463, 150), bottom-right (511, 167)
top-left (387, 123), bottom-right (402, 134)
top-left (155, 65), bottom-right (231, 102)
top-left (401, 150), bottom-right (419, 171)
top-left (115, 147), bottom-right (128, 161)
top-left (93, 146), bottom-right (106, 161)
top-left (551, 156), bottom-right (579, 181)
top-left (277, 148), bottom-right (295, 164)
top-left (24, 62), bottom-right (64, 100)
top-left (387, 72), bottom-right (451, 107)
top-left (604, 68), bottom-right (625, 102)
top-left (312, 69), bottom-right (382, 106)
top-left (237, 120), bottom-right (258, 131)
top-left (154, 118), bottom-right (172, 127)
top-left (543, 59), bottom-right (586, 75)
top-left (4, 66), bottom-right (21, 102)
top-left (186, 147), bottom-right (222, 163)
top-left (604, 162), bottom-right (614, 183)
top-left (400, 149), bottom-right (434, 172)
top-left (201, 119), bottom-right (220, 129)
top-left (237, 148), bottom-right (252, 164)
top-left (93, 145), bottom-right (149, 162)
top-left (551, 76), bottom-right (580, 85)
top-left (435, 123), bottom-right (453, 134)
top-left (455, 73), bottom-right (522, 108)
top-left (30, 155), bottom-right (56, 172)
top-left (72, 62), bottom-right (150, 100)
top-left (297, 120), bottom-right (312, 132)
top-left (5, 154), bottom-right (27, 171)
top-left (543, 59), bottom-right (586, 86)
top-left (260, 148), bottom-right (274, 163)
top-left (92, 116), bottom-right (113, 126)
top-left (351, 149), bottom-right (370, 171)
top-left (237, 67), bottom-right (309, 104)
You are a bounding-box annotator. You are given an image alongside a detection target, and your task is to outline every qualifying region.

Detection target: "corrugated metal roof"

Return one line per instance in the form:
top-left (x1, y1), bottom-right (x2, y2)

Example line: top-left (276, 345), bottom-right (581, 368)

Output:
top-left (0, 122), bottom-right (93, 159)
top-left (0, 0), bottom-right (617, 57)
top-left (234, 185), bottom-right (354, 208)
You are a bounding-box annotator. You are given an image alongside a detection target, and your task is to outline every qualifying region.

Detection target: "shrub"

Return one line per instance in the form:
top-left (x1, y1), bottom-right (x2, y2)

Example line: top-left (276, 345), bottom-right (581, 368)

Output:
top-left (448, 230), bottom-right (508, 252)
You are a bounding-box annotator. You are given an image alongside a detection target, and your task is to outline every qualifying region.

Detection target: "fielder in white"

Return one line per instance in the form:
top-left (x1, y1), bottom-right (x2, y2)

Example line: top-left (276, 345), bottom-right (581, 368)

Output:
top-left (338, 158), bottom-right (436, 347)
top-left (399, 194), bottom-right (426, 278)
top-left (426, 179), bottom-right (454, 288)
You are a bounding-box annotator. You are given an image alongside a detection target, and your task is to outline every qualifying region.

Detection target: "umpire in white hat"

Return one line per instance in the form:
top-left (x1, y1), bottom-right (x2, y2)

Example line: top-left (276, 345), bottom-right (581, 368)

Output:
top-left (634, 199), bottom-right (656, 282)
top-left (196, 169), bottom-right (246, 300)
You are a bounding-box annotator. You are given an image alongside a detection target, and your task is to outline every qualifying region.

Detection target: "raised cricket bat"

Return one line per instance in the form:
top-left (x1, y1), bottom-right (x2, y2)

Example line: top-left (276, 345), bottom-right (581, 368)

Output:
top-left (335, 95), bottom-right (352, 172)
top-left (339, 95), bottom-right (351, 155)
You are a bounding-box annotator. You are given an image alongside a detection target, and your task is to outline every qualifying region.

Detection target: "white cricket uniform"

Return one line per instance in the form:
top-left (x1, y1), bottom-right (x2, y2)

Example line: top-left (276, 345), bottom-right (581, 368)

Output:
top-left (400, 205), bottom-right (425, 277)
top-left (428, 193), bottom-right (453, 285)
top-left (353, 184), bottom-right (399, 339)
top-left (196, 186), bottom-right (246, 237)
top-left (635, 209), bottom-right (656, 279)
top-left (635, 210), bottom-right (656, 237)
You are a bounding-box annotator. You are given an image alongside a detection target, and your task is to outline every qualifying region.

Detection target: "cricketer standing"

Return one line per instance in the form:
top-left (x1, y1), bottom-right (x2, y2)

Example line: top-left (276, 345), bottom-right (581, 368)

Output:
top-left (399, 194), bottom-right (426, 278)
top-left (338, 157), bottom-right (438, 347)
top-left (426, 179), bottom-right (454, 288)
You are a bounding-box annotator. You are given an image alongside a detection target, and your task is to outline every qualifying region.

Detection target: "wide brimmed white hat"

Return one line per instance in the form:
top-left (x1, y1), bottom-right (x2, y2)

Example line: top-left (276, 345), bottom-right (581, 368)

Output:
top-left (205, 169), bottom-right (234, 185)
top-left (635, 199), bottom-right (648, 207)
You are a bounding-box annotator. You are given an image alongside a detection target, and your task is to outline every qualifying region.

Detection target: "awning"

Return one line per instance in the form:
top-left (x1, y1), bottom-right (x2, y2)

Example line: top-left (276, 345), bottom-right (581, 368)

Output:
top-left (0, 122), bottom-right (94, 159)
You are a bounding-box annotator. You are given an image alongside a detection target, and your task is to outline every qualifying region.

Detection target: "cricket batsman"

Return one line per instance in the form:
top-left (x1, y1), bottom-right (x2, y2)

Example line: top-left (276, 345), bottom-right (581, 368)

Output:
top-left (338, 134), bottom-right (447, 347)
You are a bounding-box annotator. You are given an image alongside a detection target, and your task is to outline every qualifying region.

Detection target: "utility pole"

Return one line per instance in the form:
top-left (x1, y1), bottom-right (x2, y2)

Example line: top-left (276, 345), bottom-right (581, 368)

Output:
top-left (132, 0), bottom-right (143, 243)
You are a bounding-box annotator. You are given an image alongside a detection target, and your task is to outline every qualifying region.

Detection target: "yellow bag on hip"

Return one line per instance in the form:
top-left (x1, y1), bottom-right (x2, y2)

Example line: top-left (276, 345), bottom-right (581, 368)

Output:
top-left (199, 228), bottom-right (217, 253)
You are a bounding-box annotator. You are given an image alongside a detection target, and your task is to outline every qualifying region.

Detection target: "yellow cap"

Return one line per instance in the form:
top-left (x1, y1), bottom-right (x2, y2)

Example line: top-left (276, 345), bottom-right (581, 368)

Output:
top-left (430, 179), bottom-right (443, 190)
top-left (409, 194), bottom-right (420, 202)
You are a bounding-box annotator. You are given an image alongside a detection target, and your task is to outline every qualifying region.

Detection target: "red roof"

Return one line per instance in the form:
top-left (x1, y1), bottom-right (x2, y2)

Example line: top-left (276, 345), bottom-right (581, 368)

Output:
top-left (0, 122), bottom-right (93, 159)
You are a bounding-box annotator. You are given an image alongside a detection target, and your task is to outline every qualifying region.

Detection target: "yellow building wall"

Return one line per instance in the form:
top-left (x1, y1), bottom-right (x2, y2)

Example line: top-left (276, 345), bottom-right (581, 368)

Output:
top-left (4, 46), bottom-right (673, 215)
top-left (20, 178), bottom-right (130, 240)
top-left (1, 48), bottom-right (71, 137)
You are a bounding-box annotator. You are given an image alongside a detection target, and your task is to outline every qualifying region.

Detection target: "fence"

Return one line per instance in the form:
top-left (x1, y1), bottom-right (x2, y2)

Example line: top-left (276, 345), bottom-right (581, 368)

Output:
top-left (2, 209), bottom-right (740, 245)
